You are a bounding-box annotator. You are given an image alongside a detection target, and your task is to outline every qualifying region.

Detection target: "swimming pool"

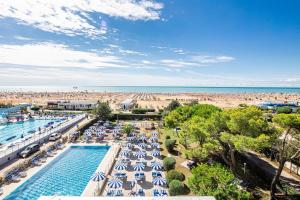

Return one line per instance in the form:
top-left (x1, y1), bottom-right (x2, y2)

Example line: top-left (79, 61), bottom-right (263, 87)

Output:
top-left (0, 119), bottom-right (58, 145)
top-left (4, 145), bottom-right (110, 200)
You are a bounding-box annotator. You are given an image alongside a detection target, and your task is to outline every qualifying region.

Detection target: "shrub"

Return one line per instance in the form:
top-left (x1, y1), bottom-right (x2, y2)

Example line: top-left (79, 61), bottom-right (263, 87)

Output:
top-left (297, 108), bottom-right (300, 114)
top-left (165, 135), bottom-right (171, 139)
top-left (165, 139), bottom-right (176, 152)
top-left (166, 170), bottom-right (185, 183)
top-left (163, 157), bottom-right (176, 170)
top-left (276, 106), bottom-right (292, 114)
top-left (188, 163), bottom-right (250, 199)
top-left (169, 180), bottom-right (187, 196)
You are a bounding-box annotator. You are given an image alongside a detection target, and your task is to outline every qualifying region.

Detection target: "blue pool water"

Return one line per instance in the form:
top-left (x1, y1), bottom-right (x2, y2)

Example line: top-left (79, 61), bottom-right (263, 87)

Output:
top-left (0, 119), bottom-right (57, 145)
top-left (4, 145), bottom-right (110, 200)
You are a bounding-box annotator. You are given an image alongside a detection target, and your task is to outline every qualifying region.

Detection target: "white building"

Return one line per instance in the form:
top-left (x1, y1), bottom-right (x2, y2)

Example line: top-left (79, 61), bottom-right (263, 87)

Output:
top-left (120, 99), bottom-right (136, 110)
top-left (47, 100), bottom-right (98, 110)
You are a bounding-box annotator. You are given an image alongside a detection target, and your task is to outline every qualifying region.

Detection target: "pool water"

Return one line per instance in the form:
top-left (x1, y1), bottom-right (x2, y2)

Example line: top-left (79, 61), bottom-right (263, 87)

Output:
top-left (0, 119), bottom-right (56, 145)
top-left (4, 146), bottom-right (110, 200)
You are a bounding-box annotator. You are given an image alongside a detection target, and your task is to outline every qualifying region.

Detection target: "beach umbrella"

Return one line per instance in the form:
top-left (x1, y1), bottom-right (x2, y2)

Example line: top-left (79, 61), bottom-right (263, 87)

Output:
top-left (133, 163), bottom-right (145, 171)
top-left (96, 131), bottom-right (105, 137)
top-left (114, 163), bottom-right (127, 171)
top-left (150, 162), bottom-right (163, 170)
top-left (139, 135), bottom-right (148, 141)
top-left (151, 150), bottom-right (160, 157)
top-left (152, 177), bottom-right (167, 186)
top-left (151, 143), bottom-right (160, 148)
top-left (125, 143), bottom-right (133, 148)
top-left (152, 132), bottom-right (158, 136)
top-left (107, 179), bottom-right (123, 189)
top-left (127, 136), bottom-right (135, 141)
top-left (135, 151), bottom-right (146, 159)
top-left (91, 171), bottom-right (105, 190)
top-left (149, 136), bottom-right (157, 142)
top-left (90, 171), bottom-right (105, 182)
top-left (138, 143), bottom-right (147, 149)
top-left (120, 150), bottom-right (130, 157)
top-left (129, 132), bottom-right (136, 137)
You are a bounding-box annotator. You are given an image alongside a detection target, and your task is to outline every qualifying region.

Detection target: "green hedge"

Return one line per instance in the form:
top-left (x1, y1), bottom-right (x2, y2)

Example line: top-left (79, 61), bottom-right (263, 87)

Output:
top-left (112, 113), bottom-right (161, 120)
top-left (169, 180), bottom-right (188, 196)
top-left (132, 108), bottom-right (155, 114)
top-left (166, 170), bottom-right (185, 183)
top-left (163, 157), bottom-right (176, 171)
top-left (165, 139), bottom-right (176, 152)
top-left (276, 106), bottom-right (292, 114)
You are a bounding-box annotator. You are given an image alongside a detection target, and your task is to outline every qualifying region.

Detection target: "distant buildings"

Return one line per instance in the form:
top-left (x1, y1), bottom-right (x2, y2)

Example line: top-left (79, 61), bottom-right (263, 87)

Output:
top-left (120, 99), bottom-right (137, 110)
top-left (258, 101), bottom-right (299, 112)
top-left (47, 100), bottom-right (98, 110)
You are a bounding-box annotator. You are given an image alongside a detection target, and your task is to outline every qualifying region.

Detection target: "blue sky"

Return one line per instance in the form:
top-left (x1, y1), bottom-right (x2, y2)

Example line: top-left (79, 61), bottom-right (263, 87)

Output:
top-left (0, 0), bottom-right (299, 86)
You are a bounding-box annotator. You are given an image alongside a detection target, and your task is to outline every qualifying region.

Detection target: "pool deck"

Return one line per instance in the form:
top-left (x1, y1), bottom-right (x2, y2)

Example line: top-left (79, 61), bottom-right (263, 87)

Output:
top-left (0, 117), bottom-right (92, 199)
top-left (39, 197), bottom-right (216, 200)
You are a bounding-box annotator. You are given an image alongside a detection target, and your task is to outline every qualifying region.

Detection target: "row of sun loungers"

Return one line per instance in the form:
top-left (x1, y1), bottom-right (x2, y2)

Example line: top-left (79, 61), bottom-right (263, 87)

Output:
top-left (106, 189), bottom-right (124, 196)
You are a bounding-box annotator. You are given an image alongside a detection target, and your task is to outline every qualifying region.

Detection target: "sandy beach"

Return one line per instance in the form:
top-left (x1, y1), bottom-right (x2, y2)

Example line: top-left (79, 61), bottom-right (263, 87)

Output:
top-left (0, 91), bottom-right (299, 109)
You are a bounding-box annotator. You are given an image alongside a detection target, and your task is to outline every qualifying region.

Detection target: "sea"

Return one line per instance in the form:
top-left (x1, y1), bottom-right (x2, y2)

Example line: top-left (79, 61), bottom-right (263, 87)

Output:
top-left (0, 86), bottom-right (300, 93)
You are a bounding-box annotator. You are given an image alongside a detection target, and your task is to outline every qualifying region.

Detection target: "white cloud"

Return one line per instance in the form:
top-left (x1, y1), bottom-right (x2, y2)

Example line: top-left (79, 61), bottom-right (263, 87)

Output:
top-left (0, 0), bottom-right (163, 37)
top-left (191, 55), bottom-right (235, 63)
top-left (14, 36), bottom-right (33, 41)
top-left (0, 42), bottom-right (123, 68)
top-left (160, 59), bottom-right (199, 67)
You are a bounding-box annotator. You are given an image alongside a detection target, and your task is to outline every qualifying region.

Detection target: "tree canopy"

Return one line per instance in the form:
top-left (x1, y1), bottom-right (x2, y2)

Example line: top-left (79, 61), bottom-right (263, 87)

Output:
top-left (93, 101), bottom-right (112, 121)
top-left (188, 163), bottom-right (250, 200)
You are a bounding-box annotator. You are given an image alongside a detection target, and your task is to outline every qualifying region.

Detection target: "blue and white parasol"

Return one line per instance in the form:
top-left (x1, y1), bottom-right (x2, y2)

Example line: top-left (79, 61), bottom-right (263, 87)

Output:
top-left (152, 177), bottom-right (167, 186)
top-left (151, 150), bottom-right (160, 157)
top-left (138, 143), bottom-right (147, 149)
top-left (90, 171), bottom-right (105, 182)
top-left (120, 150), bottom-right (130, 157)
top-left (151, 142), bottom-right (160, 148)
top-left (107, 179), bottom-right (123, 189)
top-left (150, 162), bottom-right (163, 170)
top-left (133, 163), bottom-right (145, 171)
top-left (135, 151), bottom-right (146, 159)
top-left (114, 163), bottom-right (127, 171)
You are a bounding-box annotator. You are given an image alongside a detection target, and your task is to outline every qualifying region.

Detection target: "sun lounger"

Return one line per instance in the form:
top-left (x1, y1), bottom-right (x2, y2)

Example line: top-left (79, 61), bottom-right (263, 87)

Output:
top-left (46, 151), bottom-right (54, 157)
top-left (138, 189), bottom-right (145, 196)
top-left (11, 174), bottom-right (21, 182)
top-left (106, 190), bottom-right (114, 196)
top-left (115, 190), bottom-right (123, 196)
top-left (152, 171), bottom-right (162, 178)
top-left (153, 189), bottom-right (159, 196)
top-left (19, 171), bottom-right (27, 178)
top-left (160, 189), bottom-right (168, 196)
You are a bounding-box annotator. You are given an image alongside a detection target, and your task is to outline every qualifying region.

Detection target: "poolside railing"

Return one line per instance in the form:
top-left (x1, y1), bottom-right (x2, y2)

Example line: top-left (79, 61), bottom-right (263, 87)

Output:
top-left (0, 114), bottom-right (86, 159)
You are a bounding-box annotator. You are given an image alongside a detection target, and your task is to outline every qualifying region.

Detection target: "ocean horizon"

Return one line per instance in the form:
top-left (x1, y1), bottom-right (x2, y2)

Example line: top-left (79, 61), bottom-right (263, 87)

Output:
top-left (0, 86), bottom-right (300, 93)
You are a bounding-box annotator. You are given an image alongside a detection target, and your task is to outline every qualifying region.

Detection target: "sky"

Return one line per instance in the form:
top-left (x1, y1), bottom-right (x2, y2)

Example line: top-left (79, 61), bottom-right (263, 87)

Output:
top-left (0, 0), bottom-right (299, 87)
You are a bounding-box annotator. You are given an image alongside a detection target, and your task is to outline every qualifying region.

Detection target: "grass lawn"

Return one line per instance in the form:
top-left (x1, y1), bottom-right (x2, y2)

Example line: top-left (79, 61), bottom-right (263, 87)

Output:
top-left (158, 127), bottom-right (194, 195)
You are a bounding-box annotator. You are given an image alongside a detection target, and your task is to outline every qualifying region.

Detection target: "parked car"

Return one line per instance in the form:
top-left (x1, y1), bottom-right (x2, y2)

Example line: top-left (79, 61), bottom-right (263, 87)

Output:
top-left (49, 133), bottom-right (61, 141)
top-left (19, 144), bottom-right (40, 158)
